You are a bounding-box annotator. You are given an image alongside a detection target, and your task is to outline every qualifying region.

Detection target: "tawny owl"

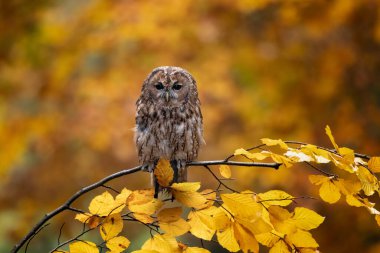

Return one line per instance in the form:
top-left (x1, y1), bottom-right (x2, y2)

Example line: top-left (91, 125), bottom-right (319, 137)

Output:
top-left (135, 66), bottom-right (204, 197)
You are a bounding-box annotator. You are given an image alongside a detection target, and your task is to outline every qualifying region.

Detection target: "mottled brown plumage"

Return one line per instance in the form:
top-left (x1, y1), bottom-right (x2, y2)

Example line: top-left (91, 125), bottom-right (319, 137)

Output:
top-left (135, 66), bottom-right (204, 195)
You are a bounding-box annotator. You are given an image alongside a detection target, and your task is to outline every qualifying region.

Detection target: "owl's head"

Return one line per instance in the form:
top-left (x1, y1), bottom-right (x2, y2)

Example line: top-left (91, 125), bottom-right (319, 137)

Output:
top-left (141, 66), bottom-right (198, 107)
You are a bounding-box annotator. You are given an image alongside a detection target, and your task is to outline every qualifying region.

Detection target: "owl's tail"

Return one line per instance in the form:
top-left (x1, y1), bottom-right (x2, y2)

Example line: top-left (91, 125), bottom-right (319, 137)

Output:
top-left (152, 160), bottom-right (187, 198)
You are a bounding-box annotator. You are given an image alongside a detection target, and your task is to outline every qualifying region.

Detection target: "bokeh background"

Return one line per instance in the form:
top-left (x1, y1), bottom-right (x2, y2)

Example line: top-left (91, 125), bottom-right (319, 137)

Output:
top-left (1, 0), bottom-right (380, 252)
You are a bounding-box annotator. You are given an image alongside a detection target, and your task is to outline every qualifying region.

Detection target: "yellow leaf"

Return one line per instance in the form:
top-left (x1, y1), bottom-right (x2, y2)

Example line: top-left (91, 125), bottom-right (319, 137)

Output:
top-left (171, 182), bottom-right (200, 192)
top-left (345, 194), bottom-right (364, 207)
top-left (157, 207), bottom-right (182, 222)
top-left (268, 153), bottom-right (293, 169)
top-left (335, 179), bottom-right (361, 195)
top-left (301, 145), bottom-right (331, 164)
top-left (325, 125), bottom-right (339, 151)
top-left (292, 207), bottom-right (324, 230)
top-left (309, 175), bottom-right (329, 185)
top-left (75, 213), bottom-right (100, 228)
top-left (221, 192), bottom-right (262, 219)
top-left (159, 218), bottom-right (190, 236)
top-left (100, 213), bottom-right (123, 241)
top-left (188, 206), bottom-right (230, 240)
top-left (171, 183), bottom-right (208, 209)
top-left (219, 165), bottom-right (232, 179)
top-left (106, 236), bottom-right (130, 252)
top-left (87, 216), bottom-right (101, 229)
top-left (154, 159), bottom-right (174, 187)
top-left (329, 153), bottom-right (354, 173)
top-left (233, 222), bottom-right (259, 253)
top-left (234, 148), bottom-right (268, 161)
top-left (258, 190), bottom-right (293, 207)
top-left (130, 198), bottom-right (163, 215)
top-left (200, 189), bottom-right (217, 208)
top-left (269, 206), bottom-right (296, 235)
top-left (174, 191), bottom-right (208, 209)
top-left (338, 147), bottom-right (355, 163)
top-left (285, 229), bottom-right (319, 248)
top-left (114, 188), bottom-right (132, 211)
top-left (142, 234), bottom-right (179, 253)
top-left (128, 189), bottom-right (155, 205)
top-left (256, 232), bottom-right (280, 247)
top-left (188, 210), bottom-right (216, 240)
top-left (75, 213), bottom-right (92, 223)
top-left (69, 241), bottom-right (99, 253)
top-left (320, 179), bottom-right (341, 203)
top-left (268, 206), bottom-right (292, 221)
top-left (183, 247), bottom-right (211, 253)
top-left (240, 217), bottom-right (273, 235)
top-left (261, 138), bottom-right (289, 150)
top-left (89, 191), bottom-right (120, 217)
top-left (269, 240), bottom-right (290, 253)
top-left (210, 207), bottom-right (231, 230)
top-left (128, 190), bottom-right (163, 215)
top-left (368, 157), bottom-right (380, 173)
top-left (217, 224), bottom-right (240, 252)
top-left (157, 207), bottom-right (189, 236)
top-left (357, 166), bottom-right (379, 196)
top-left (133, 213), bottom-right (155, 224)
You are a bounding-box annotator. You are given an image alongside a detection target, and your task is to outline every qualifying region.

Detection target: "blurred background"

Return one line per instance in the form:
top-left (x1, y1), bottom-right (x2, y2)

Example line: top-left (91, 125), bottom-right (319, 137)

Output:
top-left (1, 0), bottom-right (380, 252)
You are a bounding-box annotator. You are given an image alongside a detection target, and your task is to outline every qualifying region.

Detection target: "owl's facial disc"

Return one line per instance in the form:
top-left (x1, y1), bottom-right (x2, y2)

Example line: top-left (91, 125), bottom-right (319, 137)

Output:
top-left (147, 68), bottom-right (192, 107)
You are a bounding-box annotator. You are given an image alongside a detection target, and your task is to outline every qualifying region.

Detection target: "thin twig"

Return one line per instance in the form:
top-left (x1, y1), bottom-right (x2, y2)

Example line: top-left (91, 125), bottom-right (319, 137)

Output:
top-left (67, 207), bottom-right (85, 214)
top-left (204, 165), bottom-right (238, 193)
top-left (257, 196), bottom-right (317, 203)
top-left (102, 184), bottom-right (120, 194)
top-left (24, 223), bottom-right (49, 253)
top-left (49, 226), bottom-right (95, 253)
top-left (305, 162), bottom-right (337, 178)
top-left (123, 213), bottom-right (160, 233)
top-left (224, 143), bottom-right (268, 161)
top-left (57, 223), bottom-right (65, 245)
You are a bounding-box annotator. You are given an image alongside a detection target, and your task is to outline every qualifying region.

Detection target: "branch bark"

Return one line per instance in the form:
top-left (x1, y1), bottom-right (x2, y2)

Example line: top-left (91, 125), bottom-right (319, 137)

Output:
top-left (12, 160), bottom-right (280, 253)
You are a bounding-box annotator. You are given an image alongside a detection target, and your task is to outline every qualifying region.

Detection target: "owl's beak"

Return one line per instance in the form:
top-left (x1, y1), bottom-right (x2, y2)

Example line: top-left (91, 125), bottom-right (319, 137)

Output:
top-left (165, 91), bottom-right (170, 102)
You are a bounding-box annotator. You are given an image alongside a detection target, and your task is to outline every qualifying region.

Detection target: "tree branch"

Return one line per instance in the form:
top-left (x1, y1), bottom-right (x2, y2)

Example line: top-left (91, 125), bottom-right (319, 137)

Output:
top-left (188, 160), bottom-right (281, 168)
top-left (12, 160), bottom-right (280, 253)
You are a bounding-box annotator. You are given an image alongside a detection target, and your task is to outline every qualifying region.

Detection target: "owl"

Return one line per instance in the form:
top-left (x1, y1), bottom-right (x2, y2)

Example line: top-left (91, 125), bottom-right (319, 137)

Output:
top-left (135, 66), bottom-right (204, 197)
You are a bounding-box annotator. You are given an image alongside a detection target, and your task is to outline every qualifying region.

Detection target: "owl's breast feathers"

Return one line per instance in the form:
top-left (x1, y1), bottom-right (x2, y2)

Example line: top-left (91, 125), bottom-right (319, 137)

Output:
top-left (135, 99), bottom-right (203, 165)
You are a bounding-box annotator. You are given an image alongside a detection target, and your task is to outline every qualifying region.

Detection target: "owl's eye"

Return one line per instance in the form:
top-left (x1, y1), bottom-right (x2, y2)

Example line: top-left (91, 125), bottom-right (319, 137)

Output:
top-left (155, 82), bottom-right (164, 90)
top-left (172, 82), bottom-right (182, 90)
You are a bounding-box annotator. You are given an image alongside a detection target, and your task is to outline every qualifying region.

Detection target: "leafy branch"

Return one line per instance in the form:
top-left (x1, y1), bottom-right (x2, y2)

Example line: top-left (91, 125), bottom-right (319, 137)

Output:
top-left (11, 126), bottom-right (380, 253)
top-left (11, 160), bottom-right (279, 253)
top-left (11, 165), bottom-right (141, 253)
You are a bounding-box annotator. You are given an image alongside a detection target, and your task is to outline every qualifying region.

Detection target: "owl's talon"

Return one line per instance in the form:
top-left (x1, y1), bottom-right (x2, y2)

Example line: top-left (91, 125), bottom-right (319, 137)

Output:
top-left (141, 164), bottom-right (155, 173)
top-left (170, 160), bottom-right (179, 183)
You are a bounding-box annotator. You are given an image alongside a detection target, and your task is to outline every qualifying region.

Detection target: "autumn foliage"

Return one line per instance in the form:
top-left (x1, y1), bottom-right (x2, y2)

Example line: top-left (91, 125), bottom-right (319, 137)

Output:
top-left (35, 126), bottom-right (379, 253)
